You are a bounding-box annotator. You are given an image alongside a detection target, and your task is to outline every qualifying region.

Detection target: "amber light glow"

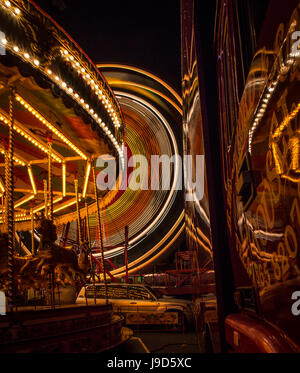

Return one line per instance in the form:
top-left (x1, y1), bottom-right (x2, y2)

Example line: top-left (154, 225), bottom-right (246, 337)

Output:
top-left (33, 196), bottom-right (63, 214)
top-left (62, 162), bottom-right (66, 197)
top-left (28, 166), bottom-right (37, 195)
top-left (0, 111), bottom-right (62, 163)
top-left (15, 94), bottom-right (88, 160)
top-left (53, 198), bottom-right (79, 213)
top-left (14, 194), bottom-right (35, 208)
top-left (82, 161), bottom-right (91, 198)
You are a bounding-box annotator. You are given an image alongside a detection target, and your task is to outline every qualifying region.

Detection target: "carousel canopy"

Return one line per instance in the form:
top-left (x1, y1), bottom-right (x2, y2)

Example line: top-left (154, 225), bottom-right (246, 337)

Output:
top-left (0, 0), bottom-right (124, 227)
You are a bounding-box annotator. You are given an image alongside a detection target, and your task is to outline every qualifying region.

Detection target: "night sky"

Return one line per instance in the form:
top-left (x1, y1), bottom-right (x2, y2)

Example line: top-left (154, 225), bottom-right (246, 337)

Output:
top-left (33, 0), bottom-right (182, 94)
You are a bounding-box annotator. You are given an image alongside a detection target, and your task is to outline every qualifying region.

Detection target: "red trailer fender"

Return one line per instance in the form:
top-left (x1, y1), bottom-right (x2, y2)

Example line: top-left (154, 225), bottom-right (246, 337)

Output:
top-left (225, 313), bottom-right (300, 353)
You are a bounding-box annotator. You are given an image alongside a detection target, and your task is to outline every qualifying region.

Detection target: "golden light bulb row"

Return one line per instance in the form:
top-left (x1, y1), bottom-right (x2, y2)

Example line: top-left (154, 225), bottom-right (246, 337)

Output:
top-left (46, 63), bottom-right (123, 157)
top-left (2, 1), bottom-right (20, 16)
top-left (0, 0), bottom-right (123, 159)
top-left (0, 114), bottom-right (62, 163)
top-left (248, 46), bottom-right (298, 153)
top-left (62, 49), bottom-right (121, 128)
top-left (15, 94), bottom-right (88, 160)
top-left (0, 148), bottom-right (26, 166)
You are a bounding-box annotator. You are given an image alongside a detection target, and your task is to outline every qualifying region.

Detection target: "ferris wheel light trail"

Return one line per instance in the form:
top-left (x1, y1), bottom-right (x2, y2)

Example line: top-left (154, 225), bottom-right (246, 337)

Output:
top-left (93, 91), bottom-right (180, 259)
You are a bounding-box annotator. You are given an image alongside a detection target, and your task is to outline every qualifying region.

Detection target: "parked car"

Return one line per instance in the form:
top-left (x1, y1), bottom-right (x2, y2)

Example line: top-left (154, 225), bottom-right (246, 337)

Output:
top-left (76, 283), bottom-right (193, 330)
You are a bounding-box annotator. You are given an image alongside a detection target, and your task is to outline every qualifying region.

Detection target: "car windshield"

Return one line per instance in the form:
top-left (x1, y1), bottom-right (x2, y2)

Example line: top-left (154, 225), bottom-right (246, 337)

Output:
top-left (84, 284), bottom-right (158, 300)
top-left (143, 285), bottom-right (158, 300)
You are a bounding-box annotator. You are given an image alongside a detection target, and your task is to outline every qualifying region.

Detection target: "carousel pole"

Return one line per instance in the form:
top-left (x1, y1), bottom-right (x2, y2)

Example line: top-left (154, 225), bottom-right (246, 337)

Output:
top-left (47, 132), bottom-right (55, 309)
top-left (5, 87), bottom-right (15, 312)
top-left (85, 201), bottom-right (91, 247)
top-left (30, 201), bottom-right (35, 255)
top-left (85, 200), bottom-right (96, 304)
top-left (124, 226), bottom-right (129, 283)
top-left (85, 201), bottom-right (93, 275)
top-left (0, 194), bottom-right (4, 230)
top-left (92, 163), bottom-right (108, 304)
top-left (43, 178), bottom-right (48, 218)
top-left (2, 138), bottom-right (8, 231)
top-left (74, 174), bottom-right (82, 245)
top-left (47, 133), bottom-right (53, 222)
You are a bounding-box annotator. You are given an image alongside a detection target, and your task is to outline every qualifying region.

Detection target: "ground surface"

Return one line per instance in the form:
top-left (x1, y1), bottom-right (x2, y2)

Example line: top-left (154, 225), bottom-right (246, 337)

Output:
top-left (115, 331), bottom-right (202, 353)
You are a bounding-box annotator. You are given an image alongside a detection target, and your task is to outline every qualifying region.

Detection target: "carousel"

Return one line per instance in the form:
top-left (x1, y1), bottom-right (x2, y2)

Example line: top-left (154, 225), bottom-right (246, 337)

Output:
top-left (0, 0), bottom-right (130, 352)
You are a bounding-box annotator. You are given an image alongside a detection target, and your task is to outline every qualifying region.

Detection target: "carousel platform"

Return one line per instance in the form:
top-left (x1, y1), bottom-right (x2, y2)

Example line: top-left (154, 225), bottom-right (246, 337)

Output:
top-left (0, 303), bottom-right (132, 353)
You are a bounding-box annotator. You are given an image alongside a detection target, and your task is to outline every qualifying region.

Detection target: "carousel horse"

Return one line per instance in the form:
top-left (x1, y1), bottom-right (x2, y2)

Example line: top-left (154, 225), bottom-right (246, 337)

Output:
top-left (32, 218), bottom-right (87, 285)
top-left (0, 218), bottom-right (89, 292)
top-left (0, 233), bottom-right (45, 292)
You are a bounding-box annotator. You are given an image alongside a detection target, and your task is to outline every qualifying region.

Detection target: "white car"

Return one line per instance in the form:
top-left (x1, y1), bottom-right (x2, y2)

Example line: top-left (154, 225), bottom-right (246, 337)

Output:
top-left (76, 283), bottom-right (193, 329)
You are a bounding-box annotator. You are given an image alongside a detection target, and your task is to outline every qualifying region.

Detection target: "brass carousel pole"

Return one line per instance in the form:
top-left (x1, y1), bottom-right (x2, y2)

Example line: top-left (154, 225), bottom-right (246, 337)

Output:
top-left (85, 201), bottom-right (91, 247)
top-left (74, 174), bottom-right (82, 245)
top-left (5, 87), bottom-right (15, 312)
top-left (43, 177), bottom-right (48, 218)
top-left (92, 163), bottom-right (108, 304)
top-left (2, 138), bottom-right (8, 230)
top-left (0, 194), bottom-right (3, 229)
top-left (30, 200), bottom-right (36, 308)
top-left (47, 132), bottom-right (55, 308)
top-left (47, 133), bottom-right (53, 222)
top-left (124, 226), bottom-right (129, 283)
top-left (85, 200), bottom-right (96, 304)
top-left (30, 200), bottom-right (35, 255)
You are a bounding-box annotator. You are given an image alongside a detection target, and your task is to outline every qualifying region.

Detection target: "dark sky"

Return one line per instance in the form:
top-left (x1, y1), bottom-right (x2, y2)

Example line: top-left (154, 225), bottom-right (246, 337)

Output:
top-left (33, 0), bottom-right (182, 94)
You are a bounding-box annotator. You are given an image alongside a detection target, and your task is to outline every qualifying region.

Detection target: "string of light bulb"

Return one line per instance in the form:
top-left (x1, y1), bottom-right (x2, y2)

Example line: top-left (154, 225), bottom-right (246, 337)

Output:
top-left (0, 0), bottom-right (124, 160)
top-left (248, 24), bottom-right (299, 153)
top-left (0, 112), bottom-right (63, 163)
top-left (15, 94), bottom-right (88, 160)
top-left (61, 49), bottom-right (121, 128)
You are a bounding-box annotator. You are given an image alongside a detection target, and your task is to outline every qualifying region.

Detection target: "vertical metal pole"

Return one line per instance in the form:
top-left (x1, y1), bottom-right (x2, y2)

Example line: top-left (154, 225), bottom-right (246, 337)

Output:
top-left (30, 201), bottom-right (35, 254)
top-left (43, 178), bottom-right (48, 218)
top-left (124, 225), bottom-right (129, 283)
top-left (3, 139), bottom-right (8, 229)
top-left (85, 201), bottom-right (91, 246)
top-left (85, 201), bottom-right (96, 304)
top-left (6, 88), bottom-right (15, 313)
top-left (47, 133), bottom-right (55, 308)
top-left (47, 133), bottom-right (53, 222)
top-left (74, 177), bottom-right (82, 245)
top-left (62, 222), bottom-right (70, 248)
top-left (92, 165), bottom-right (108, 304)
top-left (0, 194), bottom-right (4, 232)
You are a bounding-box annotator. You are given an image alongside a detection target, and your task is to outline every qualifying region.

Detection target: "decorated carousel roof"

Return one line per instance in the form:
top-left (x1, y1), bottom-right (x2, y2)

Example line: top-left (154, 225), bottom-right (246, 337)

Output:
top-left (0, 0), bottom-right (124, 226)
